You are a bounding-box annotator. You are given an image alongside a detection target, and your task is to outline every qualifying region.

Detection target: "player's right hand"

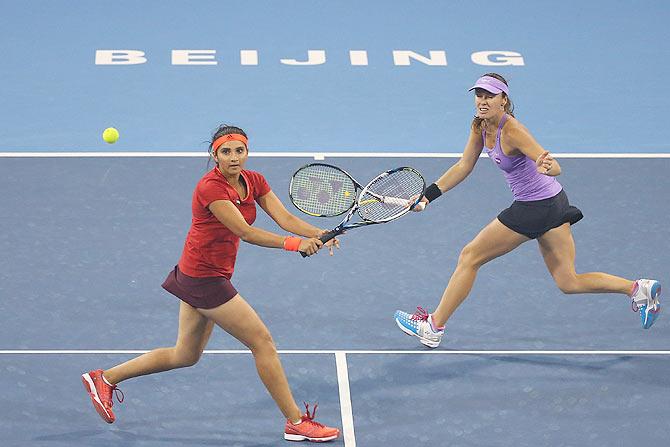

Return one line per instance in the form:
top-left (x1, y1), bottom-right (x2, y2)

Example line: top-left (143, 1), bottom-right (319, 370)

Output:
top-left (299, 238), bottom-right (323, 256)
top-left (412, 197), bottom-right (428, 212)
top-left (405, 194), bottom-right (427, 212)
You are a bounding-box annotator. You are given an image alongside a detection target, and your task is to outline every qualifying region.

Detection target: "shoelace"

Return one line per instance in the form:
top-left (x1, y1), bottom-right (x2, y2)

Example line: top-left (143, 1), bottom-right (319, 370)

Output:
top-left (112, 385), bottom-right (125, 404)
top-left (101, 382), bottom-right (125, 406)
top-left (410, 306), bottom-right (429, 321)
top-left (302, 402), bottom-right (325, 428)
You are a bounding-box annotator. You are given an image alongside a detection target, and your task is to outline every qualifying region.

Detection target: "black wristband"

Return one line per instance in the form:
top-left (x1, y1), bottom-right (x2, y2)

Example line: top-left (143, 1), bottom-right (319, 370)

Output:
top-left (424, 183), bottom-right (442, 203)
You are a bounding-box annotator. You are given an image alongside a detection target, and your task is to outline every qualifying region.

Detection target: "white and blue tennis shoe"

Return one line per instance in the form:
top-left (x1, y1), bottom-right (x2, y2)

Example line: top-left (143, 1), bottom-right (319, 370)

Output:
top-left (631, 279), bottom-right (662, 329)
top-left (394, 307), bottom-right (444, 348)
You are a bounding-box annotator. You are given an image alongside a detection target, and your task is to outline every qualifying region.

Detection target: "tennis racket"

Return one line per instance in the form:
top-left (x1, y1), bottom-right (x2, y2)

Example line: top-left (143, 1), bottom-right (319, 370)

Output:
top-left (289, 163), bottom-right (426, 257)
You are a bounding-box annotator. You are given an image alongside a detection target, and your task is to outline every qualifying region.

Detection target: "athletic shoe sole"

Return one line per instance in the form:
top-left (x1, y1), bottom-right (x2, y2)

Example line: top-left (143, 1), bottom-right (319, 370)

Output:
top-left (284, 433), bottom-right (339, 442)
top-left (642, 284), bottom-right (662, 329)
top-left (81, 373), bottom-right (114, 423)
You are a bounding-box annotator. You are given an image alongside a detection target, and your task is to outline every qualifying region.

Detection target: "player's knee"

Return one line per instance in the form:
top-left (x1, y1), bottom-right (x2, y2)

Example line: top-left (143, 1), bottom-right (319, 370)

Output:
top-left (458, 244), bottom-right (484, 268)
top-left (249, 330), bottom-right (276, 355)
top-left (172, 347), bottom-right (201, 368)
top-left (555, 275), bottom-right (579, 294)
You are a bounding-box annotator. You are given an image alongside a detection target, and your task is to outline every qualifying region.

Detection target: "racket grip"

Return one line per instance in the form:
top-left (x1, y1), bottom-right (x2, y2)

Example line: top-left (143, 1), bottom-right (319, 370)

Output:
top-left (318, 230), bottom-right (340, 244)
top-left (299, 230), bottom-right (339, 258)
top-left (383, 196), bottom-right (412, 206)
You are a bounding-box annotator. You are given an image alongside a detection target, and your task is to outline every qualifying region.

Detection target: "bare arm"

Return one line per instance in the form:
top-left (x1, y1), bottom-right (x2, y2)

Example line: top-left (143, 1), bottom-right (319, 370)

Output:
top-left (434, 126), bottom-right (484, 193)
top-left (208, 199), bottom-right (322, 255)
top-left (256, 191), bottom-right (322, 238)
top-left (504, 123), bottom-right (561, 176)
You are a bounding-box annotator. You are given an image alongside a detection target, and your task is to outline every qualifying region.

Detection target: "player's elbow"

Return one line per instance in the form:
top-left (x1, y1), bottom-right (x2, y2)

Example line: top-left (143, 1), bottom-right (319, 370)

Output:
top-left (237, 225), bottom-right (255, 242)
top-left (456, 160), bottom-right (475, 176)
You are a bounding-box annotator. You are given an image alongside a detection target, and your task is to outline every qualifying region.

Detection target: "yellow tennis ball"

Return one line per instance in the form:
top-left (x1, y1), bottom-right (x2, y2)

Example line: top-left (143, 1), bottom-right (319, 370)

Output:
top-left (344, 191), bottom-right (351, 197)
top-left (102, 127), bottom-right (119, 144)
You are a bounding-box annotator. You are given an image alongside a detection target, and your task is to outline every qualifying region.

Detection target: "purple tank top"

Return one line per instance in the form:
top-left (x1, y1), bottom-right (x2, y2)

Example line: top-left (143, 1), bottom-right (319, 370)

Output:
top-left (483, 114), bottom-right (562, 201)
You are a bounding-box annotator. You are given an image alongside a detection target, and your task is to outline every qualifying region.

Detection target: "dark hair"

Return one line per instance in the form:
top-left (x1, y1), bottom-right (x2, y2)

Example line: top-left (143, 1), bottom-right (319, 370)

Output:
top-left (207, 124), bottom-right (248, 168)
top-left (208, 124), bottom-right (248, 155)
top-left (471, 73), bottom-right (515, 132)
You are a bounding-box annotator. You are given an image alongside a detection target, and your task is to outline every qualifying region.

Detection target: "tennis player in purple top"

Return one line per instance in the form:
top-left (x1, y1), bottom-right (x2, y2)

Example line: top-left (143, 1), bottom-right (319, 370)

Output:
top-left (395, 73), bottom-right (662, 348)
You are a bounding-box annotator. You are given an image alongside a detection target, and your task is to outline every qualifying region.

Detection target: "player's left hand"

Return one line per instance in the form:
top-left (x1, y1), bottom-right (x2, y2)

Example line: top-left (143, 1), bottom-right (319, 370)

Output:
top-left (320, 230), bottom-right (340, 256)
top-left (536, 151), bottom-right (554, 174)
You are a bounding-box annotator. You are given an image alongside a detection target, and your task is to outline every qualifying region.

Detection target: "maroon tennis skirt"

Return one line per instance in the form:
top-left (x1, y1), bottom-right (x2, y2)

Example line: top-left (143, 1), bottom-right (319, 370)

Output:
top-left (161, 265), bottom-right (238, 309)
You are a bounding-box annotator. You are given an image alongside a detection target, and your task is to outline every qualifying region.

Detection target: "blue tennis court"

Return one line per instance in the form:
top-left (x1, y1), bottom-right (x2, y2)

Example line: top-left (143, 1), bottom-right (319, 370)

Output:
top-left (1, 1), bottom-right (669, 446)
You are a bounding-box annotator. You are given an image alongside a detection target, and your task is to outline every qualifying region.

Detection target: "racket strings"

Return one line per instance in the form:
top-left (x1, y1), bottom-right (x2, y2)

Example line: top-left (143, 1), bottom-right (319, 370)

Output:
top-left (359, 169), bottom-right (424, 221)
top-left (290, 165), bottom-right (357, 216)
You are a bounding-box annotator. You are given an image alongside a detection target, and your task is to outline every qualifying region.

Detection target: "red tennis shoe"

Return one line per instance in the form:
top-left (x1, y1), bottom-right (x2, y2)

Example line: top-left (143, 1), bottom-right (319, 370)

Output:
top-left (81, 369), bottom-right (124, 423)
top-left (284, 403), bottom-right (340, 442)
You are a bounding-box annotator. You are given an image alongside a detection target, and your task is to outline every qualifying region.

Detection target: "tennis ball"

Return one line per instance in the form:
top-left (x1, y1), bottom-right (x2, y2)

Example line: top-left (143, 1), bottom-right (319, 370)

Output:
top-left (102, 127), bottom-right (119, 144)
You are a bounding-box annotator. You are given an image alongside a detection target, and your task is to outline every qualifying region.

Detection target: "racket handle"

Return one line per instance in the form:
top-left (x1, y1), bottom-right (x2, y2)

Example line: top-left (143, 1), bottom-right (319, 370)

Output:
top-left (299, 230), bottom-right (340, 258)
top-left (318, 229), bottom-right (340, 244)
top-left (382, 196), bottom-right (411, 206)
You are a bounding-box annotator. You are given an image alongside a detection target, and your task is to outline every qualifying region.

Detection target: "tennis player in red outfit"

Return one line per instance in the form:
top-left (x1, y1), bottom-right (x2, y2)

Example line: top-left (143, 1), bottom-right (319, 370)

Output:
top-left (82, 124), bottom-right (340, 442)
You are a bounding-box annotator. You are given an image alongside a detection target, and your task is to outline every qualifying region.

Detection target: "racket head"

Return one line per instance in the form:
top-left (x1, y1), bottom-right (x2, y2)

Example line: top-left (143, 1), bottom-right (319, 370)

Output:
top-left (356, 167), bottom-right (426, 223)
top-left (289, 163), bottom-right (359, 217)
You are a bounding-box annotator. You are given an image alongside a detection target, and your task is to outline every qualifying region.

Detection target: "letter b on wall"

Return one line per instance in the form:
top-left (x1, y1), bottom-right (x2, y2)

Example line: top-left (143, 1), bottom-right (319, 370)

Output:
top-left (95, 50), bottom-right (147, 65)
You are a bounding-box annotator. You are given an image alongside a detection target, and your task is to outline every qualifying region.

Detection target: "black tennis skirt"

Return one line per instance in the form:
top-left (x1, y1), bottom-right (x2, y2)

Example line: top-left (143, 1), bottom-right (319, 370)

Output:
top-left (497, 189), bottom-right (583, 239)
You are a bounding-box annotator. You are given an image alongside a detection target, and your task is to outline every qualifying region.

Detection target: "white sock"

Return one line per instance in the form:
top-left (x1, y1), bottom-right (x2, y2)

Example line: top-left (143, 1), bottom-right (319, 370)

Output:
top-left (101, 374), bottom-right (114, 387)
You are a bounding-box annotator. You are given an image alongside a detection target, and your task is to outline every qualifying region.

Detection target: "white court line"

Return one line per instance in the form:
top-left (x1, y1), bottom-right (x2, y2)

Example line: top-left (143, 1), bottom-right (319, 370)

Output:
top-left (3, 348), bottom-right (665, 447)
top-left (1, 350), bottom-right (669, 355)
top-left (1, 152), bottom-right (669, 159)
top-left (335, 352), bottom-right (357, 447)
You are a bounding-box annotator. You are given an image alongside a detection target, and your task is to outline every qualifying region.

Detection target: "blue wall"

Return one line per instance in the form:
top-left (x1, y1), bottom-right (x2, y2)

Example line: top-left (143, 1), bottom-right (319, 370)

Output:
top-left (1, 0), bottom-right (668, 152)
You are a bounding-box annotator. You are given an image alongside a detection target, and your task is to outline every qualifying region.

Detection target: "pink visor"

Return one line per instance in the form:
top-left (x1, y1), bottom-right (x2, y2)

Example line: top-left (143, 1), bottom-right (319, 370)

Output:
top-left (468, 76), bottom-right (509, 95)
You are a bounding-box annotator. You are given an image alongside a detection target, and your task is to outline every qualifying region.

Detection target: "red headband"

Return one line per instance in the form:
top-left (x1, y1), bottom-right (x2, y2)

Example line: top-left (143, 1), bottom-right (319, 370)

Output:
top-left (211, 133), bottom-right (248, 153)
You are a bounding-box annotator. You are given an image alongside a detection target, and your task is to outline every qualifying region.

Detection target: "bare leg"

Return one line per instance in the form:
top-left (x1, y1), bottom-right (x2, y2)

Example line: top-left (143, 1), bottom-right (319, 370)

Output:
top-left (537, 223), bottom-right (634, 295)
top-left (197, 295), bottom-right (302, 423)
top-left (432, 219), bottom-right (529, 327)
top-left (104, 301), bottom-right (214, 384)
